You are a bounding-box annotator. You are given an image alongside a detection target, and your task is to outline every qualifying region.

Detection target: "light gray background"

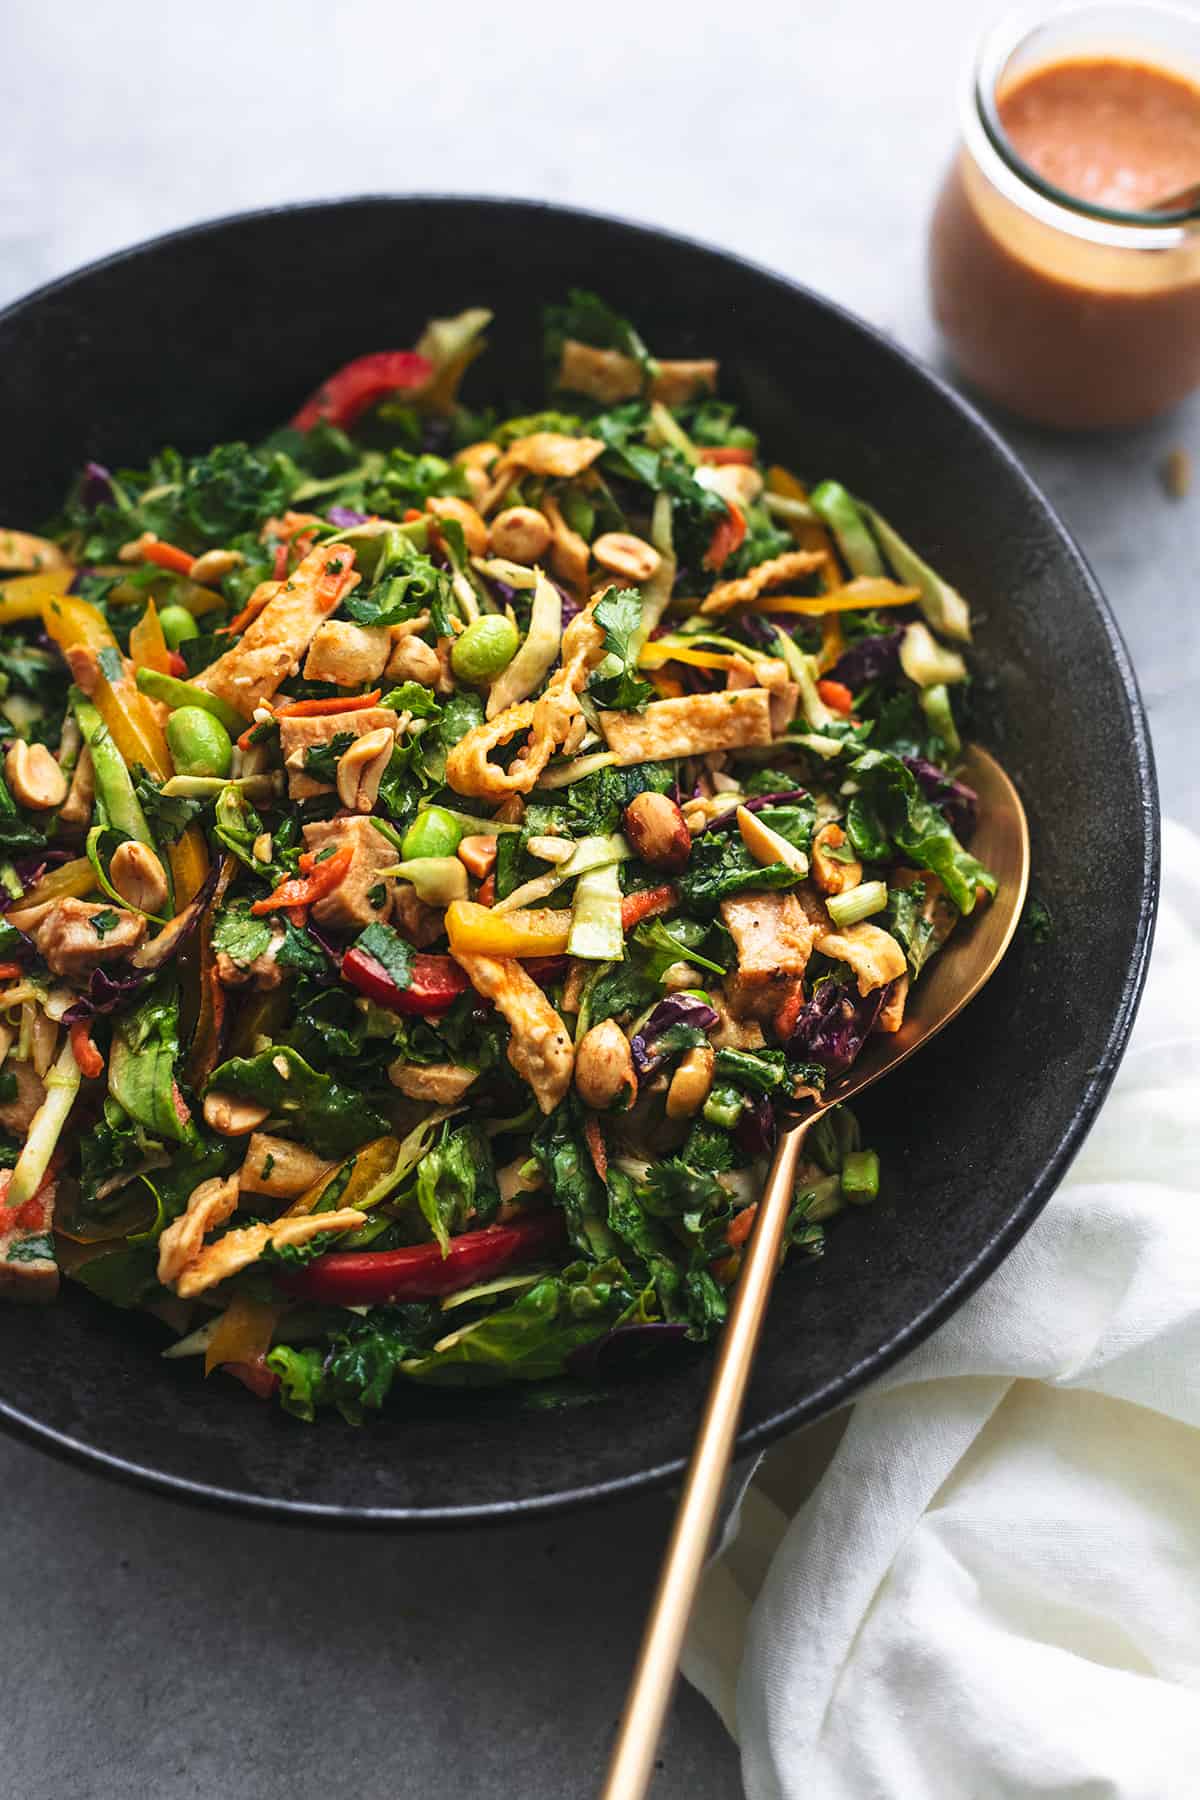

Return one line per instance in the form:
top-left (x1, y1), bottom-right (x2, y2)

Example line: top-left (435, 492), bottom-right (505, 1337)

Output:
top-left (1, 3), bottom-right (1193, 1796)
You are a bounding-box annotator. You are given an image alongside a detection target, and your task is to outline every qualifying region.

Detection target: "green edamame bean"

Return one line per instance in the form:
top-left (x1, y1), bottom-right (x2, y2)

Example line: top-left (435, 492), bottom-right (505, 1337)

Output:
top-left (450, 614), bottom-right (519, 683)
top-left (157, 604), bottom-right (201, 649)
top-left (401, 806), bottom-right (464, 862)
top-left (166, 706), bottom-right (233, 779)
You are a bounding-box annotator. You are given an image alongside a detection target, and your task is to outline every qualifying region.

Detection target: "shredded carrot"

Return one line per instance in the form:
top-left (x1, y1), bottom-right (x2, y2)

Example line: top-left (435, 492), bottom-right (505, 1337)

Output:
top-left (251, 843), bottom-right (353, 916)
top-left (817, 679), bottom-right (854, 715)
top-left (273, 689), bottom-right (382, 720)
top-left (69, 1019), bottom-right (105, 1080)
top-left (774, 986), bottom-right (807, 1041)
top-left (583, 1114), bottom-right (608, 1182)
top-left (403, 508), bottom-right (423, 523)
top-left (620, 884), bottom-right (677, 931)
top-left (0, 962), bottom-right (24, 981)
top-left (140, 539), bottom-right (195, 577)
top-left (702, 502), bottom-right (746, 572)
top-left (271, 541), bottom-right (289, 582)
top-left (726, 1203), bottom-right (757, 1249)
top-left (224, 586), bottom-right (279, 636)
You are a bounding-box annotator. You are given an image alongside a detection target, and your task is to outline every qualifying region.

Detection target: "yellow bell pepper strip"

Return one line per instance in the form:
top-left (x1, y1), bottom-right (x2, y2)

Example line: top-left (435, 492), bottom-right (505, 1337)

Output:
top-left (445, 899), bottom-right (572, 959)
top-left (748, 578), bottom-right (921, 616)
top-left (204, 1293), bottom-right (284, 1378)
top-left (43, 594), bottom-right (173, 781)
top-left (286, 1134), bottom-right (406, 1219)
top-left (638, 642), bottom-right (744, 673)
top-left (0, 568), bottom-right (76, 624)
top-left (819, 611), bottom-right (846, 673)
top-left (128, 598), bottom-right (173, 676)
top-left (169, 826), bottom-right (211, 912)
top-left (14, 857), bottom-right (96, 912)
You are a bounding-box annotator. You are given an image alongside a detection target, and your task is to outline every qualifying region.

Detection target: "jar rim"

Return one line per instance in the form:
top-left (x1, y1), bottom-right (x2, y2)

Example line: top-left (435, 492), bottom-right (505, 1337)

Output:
top-left (973, 2), bottom-right (1200, 238)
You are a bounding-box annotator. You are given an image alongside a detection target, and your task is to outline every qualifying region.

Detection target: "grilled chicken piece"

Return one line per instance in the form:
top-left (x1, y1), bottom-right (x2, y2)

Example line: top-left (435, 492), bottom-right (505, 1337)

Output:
top-left (32, 898), bottom-right (146, 978)
top-left (278, 705), bottom-right (397, 800)
top-left (720, 892), bottom-right (818, 1023)
top-left (301, 816), bottom-right (398, 931)
top-left (451, 951), bottom-right (574, 1113)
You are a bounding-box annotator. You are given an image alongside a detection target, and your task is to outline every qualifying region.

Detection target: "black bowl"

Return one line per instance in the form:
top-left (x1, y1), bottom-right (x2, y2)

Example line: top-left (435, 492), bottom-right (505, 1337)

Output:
top-left (0, 197), bottom-right (1157, 1525)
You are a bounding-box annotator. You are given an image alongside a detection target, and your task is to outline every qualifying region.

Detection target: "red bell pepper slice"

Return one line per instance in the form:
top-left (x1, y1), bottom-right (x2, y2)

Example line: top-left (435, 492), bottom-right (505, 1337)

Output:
top-left (341, 946), bottom-right (469, 1015)
top-left (816, 678), bottom-right (854, 716)
top-left (291, 351), bottom-right (435, 431)
top-left (620, 884), bottom-right (677, 931)
top-left (697, 446), bottom-right (755, 466)
top-left (280, 1211), bottom-right (567, 1306)
top-left (702, 501), bottom-right (747, 572)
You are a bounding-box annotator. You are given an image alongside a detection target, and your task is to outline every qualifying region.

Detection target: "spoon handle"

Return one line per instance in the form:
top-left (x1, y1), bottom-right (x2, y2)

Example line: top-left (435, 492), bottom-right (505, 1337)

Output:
top-left (601, 1111), bottom-right (819, 1799)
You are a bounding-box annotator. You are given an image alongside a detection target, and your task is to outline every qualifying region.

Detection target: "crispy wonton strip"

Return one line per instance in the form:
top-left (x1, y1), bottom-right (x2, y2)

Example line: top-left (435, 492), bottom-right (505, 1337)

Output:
top-left (452, 951), bottom-right (574, 1114)
top-left (174, 1209), bottom-right (366, 1298)
top-left (445, 601), bottom-right (606, 798)
top-left (599, 689), bottom-right (773, 764)
top-left (699, 549), bottom-right (830, 615)
top-left (194, 542), bottom-right (360, 715)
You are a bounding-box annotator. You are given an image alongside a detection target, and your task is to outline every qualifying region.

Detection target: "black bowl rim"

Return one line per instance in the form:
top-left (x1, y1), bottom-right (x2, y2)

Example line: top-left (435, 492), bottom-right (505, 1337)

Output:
top-left (0, 193), bottom-right (1160, 1528)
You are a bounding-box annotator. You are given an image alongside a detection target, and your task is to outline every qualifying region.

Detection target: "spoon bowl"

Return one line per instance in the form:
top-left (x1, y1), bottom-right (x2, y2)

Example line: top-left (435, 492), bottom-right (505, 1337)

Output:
top-left (604, 743), bottom-right (1030, 1798)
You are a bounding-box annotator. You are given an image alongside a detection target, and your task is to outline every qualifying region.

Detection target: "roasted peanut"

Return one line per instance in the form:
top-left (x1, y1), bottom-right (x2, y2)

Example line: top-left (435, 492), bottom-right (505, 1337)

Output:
top-left (109, 841), bottom-right (170, 915)
top-left (574, 1019), bottom-right (637, 1112)
top-left (623, 790), bottom-right (691, 872)
top-left (427, 495), bottom-right (490, 556)
top-left (203, 1091), bottom-right (270, 1137)
top-left (811, 822), bottom-right (862, 895)
top-left (304, 619), bottom-right (390, 686)
top-left (592, 532), bottom-right (662, 584)
top-left (666, 1045), bottom-right (715, 1120)
top-left (336, 726), bottom-right (395, 813)
top-left (385, 633), bottom-right (442, 685)
top-left (457, 834), bottom-right (498, 879)
top-left (5, 740), bottom-right (67, 811)
top-left (489, 506), bottom-right (553, 564)
top-left (189, 547), bottom-right (245, 588)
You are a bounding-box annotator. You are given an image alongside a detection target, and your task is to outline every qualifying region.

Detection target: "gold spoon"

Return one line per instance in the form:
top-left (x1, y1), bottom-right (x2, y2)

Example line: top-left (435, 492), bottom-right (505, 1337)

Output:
top-left (601, 744), bottom-right (1030, 1799)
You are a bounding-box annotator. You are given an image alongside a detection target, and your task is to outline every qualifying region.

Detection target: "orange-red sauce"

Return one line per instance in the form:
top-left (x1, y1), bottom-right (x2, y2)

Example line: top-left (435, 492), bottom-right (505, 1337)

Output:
top-left (930, 57), bottom-right (1200, 429)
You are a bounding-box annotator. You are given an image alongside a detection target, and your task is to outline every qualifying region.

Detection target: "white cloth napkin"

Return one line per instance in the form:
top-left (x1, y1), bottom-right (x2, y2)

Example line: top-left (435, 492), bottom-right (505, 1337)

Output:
top-left (682, 818), bottom-right (1200, 1800)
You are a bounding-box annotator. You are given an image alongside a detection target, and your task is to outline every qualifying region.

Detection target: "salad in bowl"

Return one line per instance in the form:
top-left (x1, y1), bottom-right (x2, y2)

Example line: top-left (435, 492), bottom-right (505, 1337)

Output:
top-left (0, 294), bottom-right (994, 1420)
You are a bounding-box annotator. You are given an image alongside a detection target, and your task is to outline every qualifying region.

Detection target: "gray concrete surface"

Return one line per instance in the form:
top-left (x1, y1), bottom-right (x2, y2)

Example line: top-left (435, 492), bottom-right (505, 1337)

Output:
top-left (1, 2), bottom-right (1195, 1795)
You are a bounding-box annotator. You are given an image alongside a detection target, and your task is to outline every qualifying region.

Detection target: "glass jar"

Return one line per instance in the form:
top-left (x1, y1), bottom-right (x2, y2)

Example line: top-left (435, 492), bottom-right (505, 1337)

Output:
top-left (929, 3), bottom-right (1200, 429)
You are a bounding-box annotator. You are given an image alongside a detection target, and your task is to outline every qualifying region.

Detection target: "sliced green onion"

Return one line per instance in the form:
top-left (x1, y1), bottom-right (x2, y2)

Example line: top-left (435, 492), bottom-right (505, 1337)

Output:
top-left (809, 481), bottom-right (884, 577)
top-left (533, 751), bottom-right (620, 790)
top-left (495, 833), bottom-right (629, 915)
top-left (840, 1148), bottom-right (880, 1205)
top-left (568, 861), bottom-right (625, 961)
top-left (860, 503), bottom-right (971, 642)
top-left (160, 773), bottom-right (281, 800)
top-left (8, 1035), bottom-right (81, 1208)
top-left (703, 1083), bottom-right (744, 1131)
top-left (899, 622), bottom-right (967, 689)
top-left (378, 857), bottom-right (468, 906)
top-left (825, 881), bottom-right (888, 928)
top-left (920, 683), bottom-right (961, 757)
top-left (440, 1271), bottom-right (546, 1313)
top-left (647, 401), bottom-right (698, 464)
